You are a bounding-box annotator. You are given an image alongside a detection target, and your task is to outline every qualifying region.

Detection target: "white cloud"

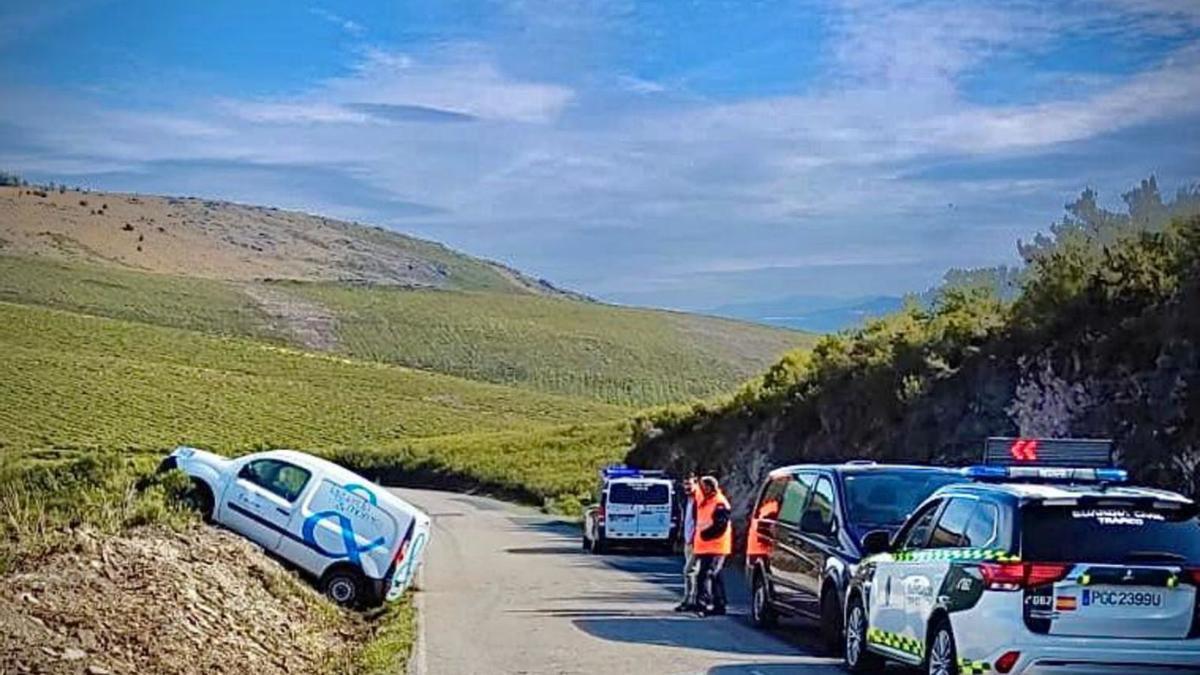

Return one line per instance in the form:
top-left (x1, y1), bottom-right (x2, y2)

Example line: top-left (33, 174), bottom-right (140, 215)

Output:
top-left (309, 7), bottom-right (365, 36)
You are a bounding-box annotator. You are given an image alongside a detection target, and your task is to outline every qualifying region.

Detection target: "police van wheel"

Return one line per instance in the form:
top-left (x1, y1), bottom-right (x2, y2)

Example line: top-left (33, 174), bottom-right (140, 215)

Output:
top-left (926, 619), bottom-right (958, 675)
top-left (322, 568), bottom-right (365, 608)
top-left (750, 572), bottom-right (777, 628)
top-left (844, 596), bottom-right (882, 674)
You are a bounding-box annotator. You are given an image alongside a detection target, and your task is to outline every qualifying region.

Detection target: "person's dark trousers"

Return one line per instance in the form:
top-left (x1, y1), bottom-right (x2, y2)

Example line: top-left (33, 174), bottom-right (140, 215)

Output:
top-left (696, 554), bottom-right (727, 612)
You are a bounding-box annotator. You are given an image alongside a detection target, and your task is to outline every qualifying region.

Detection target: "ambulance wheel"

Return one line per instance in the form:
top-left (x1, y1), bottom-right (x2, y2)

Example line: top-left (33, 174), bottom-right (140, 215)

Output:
top-left (844, 595), bottom-right (883, 674)
top-left (925, 617), bottom-right (958, 675)
top-left (750, 571), bottom-right (777, 628)
top-left (321, 567), bottom-right (365, 608)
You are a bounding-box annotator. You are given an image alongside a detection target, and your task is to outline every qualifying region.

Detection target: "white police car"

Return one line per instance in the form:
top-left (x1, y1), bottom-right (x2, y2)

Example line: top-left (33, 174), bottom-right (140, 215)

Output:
top-left (161, 446), bottom-right (431, 608)
top-left (844, 438), bottom-right (1200, 675)
top-left (583, 466), bottom-right (676, 554)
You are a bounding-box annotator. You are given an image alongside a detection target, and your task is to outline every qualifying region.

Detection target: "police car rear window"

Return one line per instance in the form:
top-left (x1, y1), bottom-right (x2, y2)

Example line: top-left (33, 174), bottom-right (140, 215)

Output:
top-left (1021, 504), bottom-right (1200, 564)
top-left (609, 483), bottom-right (670, 505)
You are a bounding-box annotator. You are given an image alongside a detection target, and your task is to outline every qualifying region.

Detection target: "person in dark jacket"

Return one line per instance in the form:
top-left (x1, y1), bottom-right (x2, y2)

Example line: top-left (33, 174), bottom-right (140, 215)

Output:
top-left (693, 475), bottom-right (732, 616)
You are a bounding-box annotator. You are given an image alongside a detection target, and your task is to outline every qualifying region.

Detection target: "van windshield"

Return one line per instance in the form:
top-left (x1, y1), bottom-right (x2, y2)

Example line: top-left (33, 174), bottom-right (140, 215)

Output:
top-left (1021, 504), bottom-right (1200, 564)
top-left (844, 471), bottom-right (966, 528)
top-left (609, 483), bottom-right (670, 505)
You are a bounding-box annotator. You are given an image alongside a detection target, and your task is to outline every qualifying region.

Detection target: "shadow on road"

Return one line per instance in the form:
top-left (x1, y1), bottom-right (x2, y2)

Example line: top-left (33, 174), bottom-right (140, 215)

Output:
top-left (504, 545), bottom-right (583, 555)
top-left (705, 663), bottom-right (849, 674)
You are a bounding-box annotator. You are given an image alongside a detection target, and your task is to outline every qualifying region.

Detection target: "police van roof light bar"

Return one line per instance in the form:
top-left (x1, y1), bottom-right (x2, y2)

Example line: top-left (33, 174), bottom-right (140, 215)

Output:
top-left (600, 465), bottom-right (668, 480)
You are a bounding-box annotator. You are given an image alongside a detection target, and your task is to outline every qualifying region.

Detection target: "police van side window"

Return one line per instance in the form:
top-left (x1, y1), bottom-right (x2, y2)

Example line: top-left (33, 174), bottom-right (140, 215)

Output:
top-left (777, 473), bottom-right (815, 526)
top-left (239, 459), bottom-right (312, 503)
top-left (928, 498), bottom-right (974, 548)
top-left (896, 500), bottom-right (942, 550)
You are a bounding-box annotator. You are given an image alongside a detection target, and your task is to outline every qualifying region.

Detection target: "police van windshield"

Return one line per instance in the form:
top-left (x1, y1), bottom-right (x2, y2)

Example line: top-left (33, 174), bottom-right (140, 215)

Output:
top-left (844, 471), bottom-right (965, 527)
top-left (609, 482), bottom-right (670, 505)
top-left (1022, 504), bottom-right (1200, 564)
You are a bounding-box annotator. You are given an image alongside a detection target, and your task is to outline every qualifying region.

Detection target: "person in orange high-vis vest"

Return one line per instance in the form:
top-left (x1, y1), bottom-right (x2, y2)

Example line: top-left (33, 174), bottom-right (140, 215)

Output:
top-left (693, 476), bottom-right (732, 616)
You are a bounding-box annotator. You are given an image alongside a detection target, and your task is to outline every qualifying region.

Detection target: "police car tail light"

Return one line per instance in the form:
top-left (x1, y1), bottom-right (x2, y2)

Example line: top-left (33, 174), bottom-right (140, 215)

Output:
top-left (994, 651), bottom-right (1021, 674)
top-left (980, 562), bottom-right (1069, 590)
top-left (1185, 568), bottom-right (1200, 585)
top-left (597, 505), bottom-right (606, 526)
top-left (1025, 562), bottom-right (1071, 587)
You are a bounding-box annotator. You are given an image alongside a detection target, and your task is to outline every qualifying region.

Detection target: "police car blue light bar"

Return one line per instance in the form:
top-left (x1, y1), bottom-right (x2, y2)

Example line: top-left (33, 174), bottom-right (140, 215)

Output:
top-left (964, 464), bottom-right (1128, 483)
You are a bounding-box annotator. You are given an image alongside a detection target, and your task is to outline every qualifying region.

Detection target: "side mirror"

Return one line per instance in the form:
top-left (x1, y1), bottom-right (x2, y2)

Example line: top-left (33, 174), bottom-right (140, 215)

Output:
top-left (860, 529), bottom-right (891, 556)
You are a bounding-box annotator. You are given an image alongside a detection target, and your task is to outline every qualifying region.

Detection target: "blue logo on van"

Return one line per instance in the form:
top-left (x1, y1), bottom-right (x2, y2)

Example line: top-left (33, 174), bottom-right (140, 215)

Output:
top-left (302, 510), bottom-right (386, 565)
top-left (342, 483), bottom-right (378, 504)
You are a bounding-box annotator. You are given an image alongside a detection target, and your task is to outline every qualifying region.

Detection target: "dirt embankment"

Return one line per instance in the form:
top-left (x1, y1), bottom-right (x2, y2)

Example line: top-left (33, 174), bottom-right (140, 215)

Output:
top-left (0, 525), bottom-right (366, 675)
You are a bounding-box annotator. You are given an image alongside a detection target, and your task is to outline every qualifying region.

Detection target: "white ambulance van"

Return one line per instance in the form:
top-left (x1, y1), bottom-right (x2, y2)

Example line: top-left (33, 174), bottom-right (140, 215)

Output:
top-left (161, 446), bottom-right (431, 608)
top-left (583, 466), bottom-right (676, 554)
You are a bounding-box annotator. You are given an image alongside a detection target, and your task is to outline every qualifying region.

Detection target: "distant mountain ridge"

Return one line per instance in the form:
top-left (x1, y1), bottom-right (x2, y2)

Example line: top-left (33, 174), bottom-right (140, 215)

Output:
top-left (0, 185), bottom-right (585, 299)
top-left (710, 294), bottom-right (904, 333)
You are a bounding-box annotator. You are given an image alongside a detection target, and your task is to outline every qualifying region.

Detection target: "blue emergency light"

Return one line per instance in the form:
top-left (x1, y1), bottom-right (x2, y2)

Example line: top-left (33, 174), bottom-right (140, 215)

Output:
top-left (600, 465), bottom-right (668, 480)
top-left (965, 437), bottom-right (1127, 484)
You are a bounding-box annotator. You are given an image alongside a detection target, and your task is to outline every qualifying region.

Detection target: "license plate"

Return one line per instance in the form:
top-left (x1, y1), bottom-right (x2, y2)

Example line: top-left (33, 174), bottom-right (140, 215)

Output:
top-left (1081, 589), bottom-right (1164, 607)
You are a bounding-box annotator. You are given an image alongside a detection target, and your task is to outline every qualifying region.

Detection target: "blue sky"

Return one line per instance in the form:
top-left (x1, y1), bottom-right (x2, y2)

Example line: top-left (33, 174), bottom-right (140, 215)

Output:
top-left (2, 0), bottom-right (1198, 310)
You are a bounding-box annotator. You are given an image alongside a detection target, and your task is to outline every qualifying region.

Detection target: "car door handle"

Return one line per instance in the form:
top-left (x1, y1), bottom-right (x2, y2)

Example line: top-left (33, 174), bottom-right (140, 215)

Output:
top-left (275, 507), bottom-right (290, 516)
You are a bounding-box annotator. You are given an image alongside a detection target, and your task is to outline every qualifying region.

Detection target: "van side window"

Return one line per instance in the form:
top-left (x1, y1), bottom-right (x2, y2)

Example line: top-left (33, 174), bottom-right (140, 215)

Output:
top-left (800, 476), bottom-right (836, 536)
top-left (928, 498), bottom-right (974, 548)
top-left (896, 500), bottom-right (942, 550)
top-left (239, 459), bottom-right (312, 503)
top-left (756, 477), bottom-right (788, 521)
top-left (777, 473), bottom-right (815, 526)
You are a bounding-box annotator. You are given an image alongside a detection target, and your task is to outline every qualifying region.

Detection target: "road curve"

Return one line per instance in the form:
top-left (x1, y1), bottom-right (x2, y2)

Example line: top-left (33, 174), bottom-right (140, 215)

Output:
top-left (392, 488), bottom-right (845, 675)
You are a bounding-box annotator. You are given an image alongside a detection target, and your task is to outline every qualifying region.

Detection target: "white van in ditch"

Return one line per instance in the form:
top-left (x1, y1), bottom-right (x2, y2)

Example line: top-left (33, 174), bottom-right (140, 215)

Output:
top-left (583, 467), bottom-right (676, 554)
top-left (161, 446), bottom-right (431, 608)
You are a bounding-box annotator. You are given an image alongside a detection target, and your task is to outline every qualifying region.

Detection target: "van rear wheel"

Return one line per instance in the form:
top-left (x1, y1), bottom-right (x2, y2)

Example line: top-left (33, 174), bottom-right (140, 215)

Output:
top-left (321, 568), bottom-right (365, 608)
top-left (750, 572), bottom-right (777, 628)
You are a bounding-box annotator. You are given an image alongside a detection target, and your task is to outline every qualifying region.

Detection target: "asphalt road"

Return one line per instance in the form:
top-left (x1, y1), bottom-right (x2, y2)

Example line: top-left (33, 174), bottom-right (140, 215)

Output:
top-left (392, 488), bottom-right (846, 675)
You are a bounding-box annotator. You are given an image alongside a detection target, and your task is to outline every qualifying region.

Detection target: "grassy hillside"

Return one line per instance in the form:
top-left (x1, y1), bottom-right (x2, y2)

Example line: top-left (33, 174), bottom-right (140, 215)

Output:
top-left (0, 255), bottom-right (270, 337)
top-left (0, 185), bottom-right (573, 296)
top-left (0, 301), bottom-right (624, 452)
top-left (292, 282), bottom-right (811, 405)
top-left (0, 256), bottom-right (813, 406)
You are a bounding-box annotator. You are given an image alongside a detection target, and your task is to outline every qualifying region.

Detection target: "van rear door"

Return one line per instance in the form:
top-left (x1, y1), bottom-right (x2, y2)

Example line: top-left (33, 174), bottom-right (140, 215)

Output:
top-left (635, 482), bottom-right (672, 539)
top-left (605, 482), bottom-right (641, 539)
